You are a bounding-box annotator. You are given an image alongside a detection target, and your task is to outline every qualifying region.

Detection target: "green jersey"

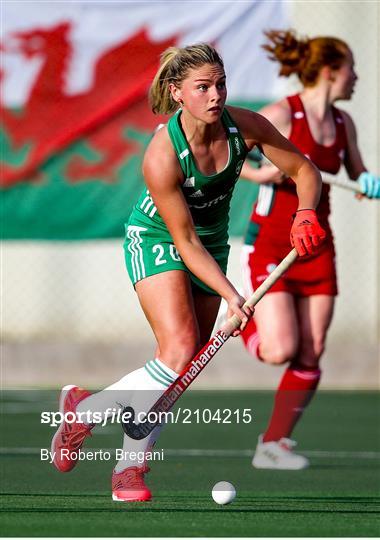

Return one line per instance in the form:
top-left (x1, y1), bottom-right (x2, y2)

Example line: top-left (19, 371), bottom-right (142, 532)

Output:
top-left (129, 107), bottom-right (248, 238)
top-left (124, 108), bottom-right (248, 294)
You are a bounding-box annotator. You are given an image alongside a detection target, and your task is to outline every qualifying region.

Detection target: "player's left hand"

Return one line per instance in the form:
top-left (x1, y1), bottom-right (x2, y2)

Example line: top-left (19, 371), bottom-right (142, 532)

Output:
top-left (290, 209), bottom-right (326, 257)
top-left (358, 172), bottom-right (380, 199)
top-left (227, 294), bottom-right (254, 337)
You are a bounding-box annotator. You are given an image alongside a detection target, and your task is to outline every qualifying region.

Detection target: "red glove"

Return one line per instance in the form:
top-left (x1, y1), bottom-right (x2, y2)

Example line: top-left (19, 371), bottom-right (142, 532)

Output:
top-left (290, 209), bottom-right (326, 256)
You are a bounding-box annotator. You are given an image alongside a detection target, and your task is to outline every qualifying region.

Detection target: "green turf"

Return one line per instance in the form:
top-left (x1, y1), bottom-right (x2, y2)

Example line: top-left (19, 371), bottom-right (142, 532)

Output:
top-left (1, 391), bottom-right (379, 536)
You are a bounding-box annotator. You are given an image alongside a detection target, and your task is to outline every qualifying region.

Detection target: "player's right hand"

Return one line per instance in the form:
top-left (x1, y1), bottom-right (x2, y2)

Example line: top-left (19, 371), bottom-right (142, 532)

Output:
top-left (358, 172), bottom-right (380, 199)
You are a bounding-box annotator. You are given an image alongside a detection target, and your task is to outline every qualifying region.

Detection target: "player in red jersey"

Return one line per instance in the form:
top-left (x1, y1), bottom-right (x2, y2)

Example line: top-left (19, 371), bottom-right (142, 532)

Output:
top-left (240, 30), bottom-right (380, 469)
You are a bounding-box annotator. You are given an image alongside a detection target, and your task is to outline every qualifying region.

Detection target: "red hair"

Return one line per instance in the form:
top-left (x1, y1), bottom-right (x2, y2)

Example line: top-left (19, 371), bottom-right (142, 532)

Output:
top-left (262, 30), bottom-right (350, 86)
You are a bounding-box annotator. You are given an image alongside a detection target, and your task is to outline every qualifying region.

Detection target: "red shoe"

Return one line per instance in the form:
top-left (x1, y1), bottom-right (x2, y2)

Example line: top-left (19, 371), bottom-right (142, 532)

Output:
top-left (51, 384), bottom-right (92, 472)
top-left (112, 466), bottom-right (152, 502)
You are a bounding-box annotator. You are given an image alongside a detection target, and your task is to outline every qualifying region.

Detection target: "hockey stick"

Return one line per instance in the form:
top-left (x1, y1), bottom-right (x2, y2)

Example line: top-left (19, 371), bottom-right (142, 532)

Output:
top-left (248, 149), bottom-right (365, 195)
top-left (322, 176), bottom-right (362, 193)
top-left (121, 248), bottom-right (298, 440)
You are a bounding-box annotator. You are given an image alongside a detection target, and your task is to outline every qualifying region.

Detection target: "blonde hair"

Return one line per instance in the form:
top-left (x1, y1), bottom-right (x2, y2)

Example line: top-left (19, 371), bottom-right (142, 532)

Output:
top-left (262, 29), bottom-right (349, 87)
top-left (149, 43), bottom-right (224, 115)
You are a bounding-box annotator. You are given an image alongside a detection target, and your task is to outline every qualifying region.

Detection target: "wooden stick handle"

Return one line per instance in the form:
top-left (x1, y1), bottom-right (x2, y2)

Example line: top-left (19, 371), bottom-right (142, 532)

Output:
top-left (322, 176), bottom-right (362, 193)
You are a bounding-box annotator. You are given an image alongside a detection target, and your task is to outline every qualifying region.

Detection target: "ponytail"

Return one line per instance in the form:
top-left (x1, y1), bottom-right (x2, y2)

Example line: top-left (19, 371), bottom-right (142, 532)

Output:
top-left (149, 47), bottom-right (182, 115)
top-left (262, 29), bottom-right (349, 86)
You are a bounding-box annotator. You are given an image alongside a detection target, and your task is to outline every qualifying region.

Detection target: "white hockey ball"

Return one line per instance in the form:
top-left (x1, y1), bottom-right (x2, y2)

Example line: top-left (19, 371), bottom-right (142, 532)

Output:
top-left (211, 481), bottom-right (236, 505)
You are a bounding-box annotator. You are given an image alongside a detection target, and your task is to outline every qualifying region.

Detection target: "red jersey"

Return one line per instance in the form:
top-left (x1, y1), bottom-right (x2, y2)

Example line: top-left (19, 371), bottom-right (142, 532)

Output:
top-left (246, 93), bottom-right (348, 246)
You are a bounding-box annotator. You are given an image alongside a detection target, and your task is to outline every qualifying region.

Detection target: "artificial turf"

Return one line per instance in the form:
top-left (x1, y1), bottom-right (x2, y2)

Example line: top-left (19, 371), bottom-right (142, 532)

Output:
top-left (1, 390), bottom-right (379, 537)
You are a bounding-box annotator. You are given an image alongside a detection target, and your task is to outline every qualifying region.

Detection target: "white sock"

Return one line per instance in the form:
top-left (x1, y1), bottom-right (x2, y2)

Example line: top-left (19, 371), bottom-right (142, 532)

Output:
top-left (114, 358), bottom-right (178, 472)
top-left (76, 358), bottom-right (178, 423)
top-left (76, 369), bottom-right (140, 423)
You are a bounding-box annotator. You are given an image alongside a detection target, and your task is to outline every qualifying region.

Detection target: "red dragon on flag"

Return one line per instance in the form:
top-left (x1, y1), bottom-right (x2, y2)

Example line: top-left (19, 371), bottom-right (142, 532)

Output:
top-left (1, 23), bottom-right (174, 188)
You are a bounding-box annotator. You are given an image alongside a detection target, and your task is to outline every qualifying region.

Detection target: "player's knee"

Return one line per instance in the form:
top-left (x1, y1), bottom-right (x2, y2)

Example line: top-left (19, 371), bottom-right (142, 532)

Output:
top-left (260, 342), bottom-right (297, 365)
top-left (161, 333), bottom-right (200, 371)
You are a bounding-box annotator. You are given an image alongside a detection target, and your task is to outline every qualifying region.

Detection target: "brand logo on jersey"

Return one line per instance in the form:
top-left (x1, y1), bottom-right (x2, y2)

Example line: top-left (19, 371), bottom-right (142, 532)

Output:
top-left (190, 189), bottom-right (204, 197)
top-left (234, 137), bottom-right (241, 156)
top-left (188, 191), bottom-right (230, 209)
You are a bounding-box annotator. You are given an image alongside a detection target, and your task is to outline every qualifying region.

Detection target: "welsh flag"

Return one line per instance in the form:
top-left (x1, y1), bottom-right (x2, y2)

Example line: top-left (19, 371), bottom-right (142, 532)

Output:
top-left (1, 1), bottom-right (288, 239)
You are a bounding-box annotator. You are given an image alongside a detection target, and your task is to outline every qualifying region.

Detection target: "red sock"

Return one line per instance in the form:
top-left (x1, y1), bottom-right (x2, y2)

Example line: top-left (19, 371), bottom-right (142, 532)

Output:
top-left (240, 318), bottom-right (262, 360)
top-left (263, 366), bottom-right (321, 442)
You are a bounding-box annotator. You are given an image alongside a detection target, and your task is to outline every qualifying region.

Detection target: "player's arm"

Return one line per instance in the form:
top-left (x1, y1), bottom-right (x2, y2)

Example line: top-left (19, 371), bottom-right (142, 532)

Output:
top-left (142, 128), bottom-right (251, 327)
top-left (240, 160), bottom-right (284, 184)
top-left (238, 101), bottom-right (291, 185)
top-left (231, 106), bottom-right (322, 208)
top-left (229, 106), bottom-right (326, 256)
top-left (341, 110), bottom-right (380, 199)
